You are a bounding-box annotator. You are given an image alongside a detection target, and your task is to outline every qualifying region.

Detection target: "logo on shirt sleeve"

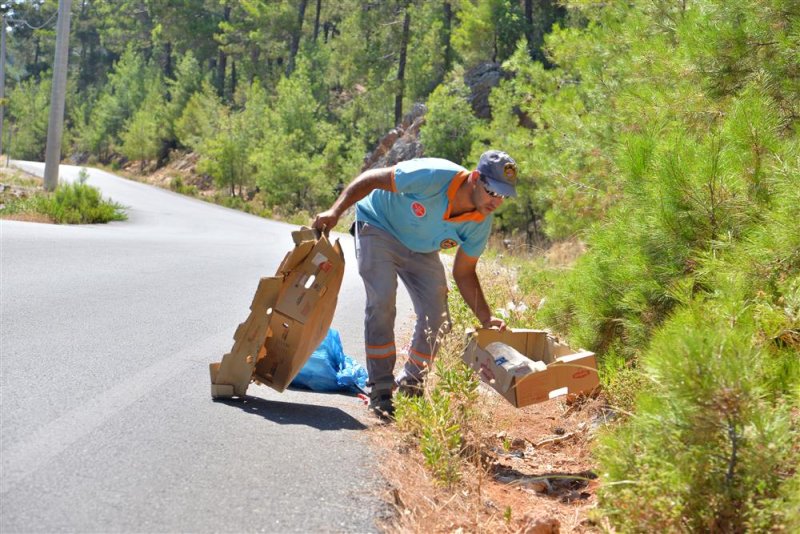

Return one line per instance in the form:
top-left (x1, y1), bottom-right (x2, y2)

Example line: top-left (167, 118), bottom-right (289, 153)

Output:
top-left (440, 238), bottom-right (458, 249)
top-left (411, 201), bottom-right (426, 217)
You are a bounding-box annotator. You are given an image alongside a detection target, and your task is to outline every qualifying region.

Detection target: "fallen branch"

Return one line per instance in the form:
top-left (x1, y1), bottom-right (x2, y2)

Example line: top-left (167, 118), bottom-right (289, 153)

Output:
top-left (532, 432), bottom-right (576, 448)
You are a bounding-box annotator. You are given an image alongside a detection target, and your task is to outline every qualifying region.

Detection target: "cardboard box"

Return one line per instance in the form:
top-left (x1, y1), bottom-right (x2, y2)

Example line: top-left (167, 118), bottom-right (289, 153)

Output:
top-left (209, 228), bottom-right (345, 398)
top-left (462, 328), bottom-right (599, 407)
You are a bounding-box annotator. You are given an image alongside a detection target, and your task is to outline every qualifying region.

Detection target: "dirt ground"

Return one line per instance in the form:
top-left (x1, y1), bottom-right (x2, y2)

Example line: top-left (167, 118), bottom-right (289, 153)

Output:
top-left (371, 387), bottom-right (608, 533)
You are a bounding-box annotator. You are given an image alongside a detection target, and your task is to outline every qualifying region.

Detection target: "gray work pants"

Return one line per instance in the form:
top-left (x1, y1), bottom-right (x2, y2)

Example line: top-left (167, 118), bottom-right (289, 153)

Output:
top-left (356, 223), bottom-right (451, 392)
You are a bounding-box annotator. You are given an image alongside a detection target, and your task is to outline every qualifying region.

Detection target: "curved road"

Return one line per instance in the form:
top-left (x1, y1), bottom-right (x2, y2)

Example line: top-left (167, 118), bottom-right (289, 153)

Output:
top-left (0, 162), bottom-right (412, 533)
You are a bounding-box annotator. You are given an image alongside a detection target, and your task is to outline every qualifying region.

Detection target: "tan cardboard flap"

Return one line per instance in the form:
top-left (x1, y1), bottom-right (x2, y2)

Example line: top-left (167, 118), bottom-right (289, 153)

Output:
top-left (547, 351), bottom-right (599, 391)
top-left (254, 311), bottom-right (305, 391)
top-left (277, 241), bottom-right (315, 275)
top-left (275, 237), bottom-right (344, 323)
top-left (514, 352), bottom-right (598, 407)
top-left (547, 336), bottom-right (575, 359)
top-left (276, 228), bottom-right (322, 274)
top-left (211, 277), bottom-right (282, 397)
top-left (470, 328), bottom-right (552, 360)
top-left (292, 227), bottom-right (320, 245)
top-left (250, 276), bottom-right (282, 311)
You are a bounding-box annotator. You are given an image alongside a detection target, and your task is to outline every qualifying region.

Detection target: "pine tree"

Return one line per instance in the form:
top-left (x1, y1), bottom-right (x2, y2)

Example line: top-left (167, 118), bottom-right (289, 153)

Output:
top-left (7, 77), bottom-right (51, 160)
top-left (120, 78), bottom-right (167, 171)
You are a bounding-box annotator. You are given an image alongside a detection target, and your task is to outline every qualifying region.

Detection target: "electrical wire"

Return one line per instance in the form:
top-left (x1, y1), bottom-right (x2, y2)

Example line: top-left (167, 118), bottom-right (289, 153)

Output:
top-left (7, 9), bottom-right (59, 31)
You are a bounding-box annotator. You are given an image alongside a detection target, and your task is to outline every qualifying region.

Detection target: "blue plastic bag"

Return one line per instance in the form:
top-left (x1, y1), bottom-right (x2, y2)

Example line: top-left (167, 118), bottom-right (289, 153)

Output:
top-left (290, 328), bottom-right (368, 393)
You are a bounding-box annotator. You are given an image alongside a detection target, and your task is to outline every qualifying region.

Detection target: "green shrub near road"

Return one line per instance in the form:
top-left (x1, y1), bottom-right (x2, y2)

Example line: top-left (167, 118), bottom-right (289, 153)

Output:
top-left (44, 179), bottom-right (128, 224)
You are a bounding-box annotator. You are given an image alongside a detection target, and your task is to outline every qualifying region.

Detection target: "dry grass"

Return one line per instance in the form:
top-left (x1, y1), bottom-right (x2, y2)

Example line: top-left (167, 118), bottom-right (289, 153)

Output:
top-left (0, 166), bottom-right (52, 223)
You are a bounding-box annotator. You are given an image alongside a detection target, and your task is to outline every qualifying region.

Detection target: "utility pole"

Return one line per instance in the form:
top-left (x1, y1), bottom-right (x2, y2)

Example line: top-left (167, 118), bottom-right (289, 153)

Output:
top-left (43, 0), bottom-right (72, 191)
top-left (0, 4), bottom-right (8, 160)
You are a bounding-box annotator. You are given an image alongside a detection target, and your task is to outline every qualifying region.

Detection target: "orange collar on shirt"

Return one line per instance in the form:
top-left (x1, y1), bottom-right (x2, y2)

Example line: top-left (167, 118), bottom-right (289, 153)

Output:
top-left (443, 170), bottom-right (485, 223)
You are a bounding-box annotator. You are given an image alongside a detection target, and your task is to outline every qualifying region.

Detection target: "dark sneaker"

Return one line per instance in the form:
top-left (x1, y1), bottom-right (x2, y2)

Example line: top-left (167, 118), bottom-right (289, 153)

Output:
top-left (368, 389), bottom-right (395, 420)
top-left (395, 375), bottom-right (424, 398)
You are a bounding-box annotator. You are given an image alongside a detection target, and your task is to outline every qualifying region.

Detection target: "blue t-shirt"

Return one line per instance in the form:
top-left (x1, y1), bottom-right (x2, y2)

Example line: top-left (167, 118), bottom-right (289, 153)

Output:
top-left (355, 158), bottom-right (492, 258)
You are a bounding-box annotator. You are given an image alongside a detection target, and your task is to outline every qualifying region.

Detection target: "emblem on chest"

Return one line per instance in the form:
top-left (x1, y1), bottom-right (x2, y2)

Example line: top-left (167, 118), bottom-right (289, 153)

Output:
top-left (440, 238), bottom-right (458, 249)
top-left (411, 201), bottom-right (426, 217)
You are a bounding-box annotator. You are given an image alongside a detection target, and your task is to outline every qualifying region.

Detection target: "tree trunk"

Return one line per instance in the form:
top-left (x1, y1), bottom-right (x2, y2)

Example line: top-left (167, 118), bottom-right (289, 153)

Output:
top-left (216, 3), bottom-right (231, 97)
top-left (394, 6), bottom-right (411, 126)
top-left (163, 41), bottom-right (173, 80)
top-left (249, 47), bottom-right (260, 83)
top-left (442, 2), bottom-right (453, 74)
top-left (530, 0), bottom-right (566, 67)
top-left (216, 49), bottom-right (227, 97)
top-left (77, 0), bottom-right (88, 89)
top-left (313, 0), bottom-right (322, 42)
top-left (230, 60), bottom-right (237, 97)
top-left (286, 0), bottom-right (308, 76)
top-left (524, 0), bottom-right (534, 58)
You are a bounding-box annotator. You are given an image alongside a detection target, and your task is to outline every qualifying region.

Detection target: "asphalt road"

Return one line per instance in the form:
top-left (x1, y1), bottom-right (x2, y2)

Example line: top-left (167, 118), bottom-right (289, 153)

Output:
top-left (0, 162), bottom-right (412, 533)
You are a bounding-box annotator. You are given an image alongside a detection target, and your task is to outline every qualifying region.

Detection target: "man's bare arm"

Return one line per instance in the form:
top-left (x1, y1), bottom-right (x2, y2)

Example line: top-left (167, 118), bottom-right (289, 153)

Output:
top-left (452, 248), bottom-right (506, 330)
top-left (312, 167), bottom-right (394, 232)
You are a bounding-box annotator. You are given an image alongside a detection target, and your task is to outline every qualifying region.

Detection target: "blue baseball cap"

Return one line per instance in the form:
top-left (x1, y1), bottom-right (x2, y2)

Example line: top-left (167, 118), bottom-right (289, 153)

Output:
top-left (477, 150), bottom-right (518, 198)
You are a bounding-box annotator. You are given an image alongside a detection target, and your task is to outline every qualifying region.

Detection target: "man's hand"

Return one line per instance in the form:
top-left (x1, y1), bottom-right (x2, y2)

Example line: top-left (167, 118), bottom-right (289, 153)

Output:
top-left (311, 167), bottom-right (395, 235)
top-left (312, 209), bottom-right (339, 234)
top-left (482, 315), bottom-right (507, 331)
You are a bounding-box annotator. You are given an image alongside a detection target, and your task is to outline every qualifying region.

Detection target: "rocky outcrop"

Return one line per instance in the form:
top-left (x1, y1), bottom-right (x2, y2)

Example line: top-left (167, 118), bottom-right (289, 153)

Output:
top-left (361, 63), bottom-right (508, 169)
top-left (464, 62), bottom-right (502, 120)
top-left (362, 103), bottom-right (427, 171)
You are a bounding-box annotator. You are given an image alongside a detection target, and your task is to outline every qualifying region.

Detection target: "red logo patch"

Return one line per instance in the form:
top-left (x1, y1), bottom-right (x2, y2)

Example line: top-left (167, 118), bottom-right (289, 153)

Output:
top-left (572, 369), bottom-right (591, 379)
top-left (411, 201), bottom-right (426, 217)
top-left (440, 238), bottom-right (458, 249)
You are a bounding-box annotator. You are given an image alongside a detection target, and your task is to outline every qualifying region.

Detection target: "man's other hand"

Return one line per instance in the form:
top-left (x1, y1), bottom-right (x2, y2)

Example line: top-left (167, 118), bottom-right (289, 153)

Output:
top-left (482, 316), bottom-right (507, 331)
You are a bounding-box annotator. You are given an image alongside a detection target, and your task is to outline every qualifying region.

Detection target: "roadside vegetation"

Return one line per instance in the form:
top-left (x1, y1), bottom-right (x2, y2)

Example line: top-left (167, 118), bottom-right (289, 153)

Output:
top-left (387, 1), bottom-right (800, 531)
top-left (5, 0), bottom-right (798, 530)
top-left (0, 167), bottom-right (127, 224)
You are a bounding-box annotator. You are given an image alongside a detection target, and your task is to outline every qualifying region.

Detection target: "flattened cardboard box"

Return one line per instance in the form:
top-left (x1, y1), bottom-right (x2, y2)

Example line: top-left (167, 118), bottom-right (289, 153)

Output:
top-left (462, 328), bottom-right (599, 407)
top-left (209, 228), bottom-right (345, 398)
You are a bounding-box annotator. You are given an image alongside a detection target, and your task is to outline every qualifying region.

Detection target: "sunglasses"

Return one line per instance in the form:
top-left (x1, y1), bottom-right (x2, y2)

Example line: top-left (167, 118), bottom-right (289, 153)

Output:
top-left (479, 176), bottom-right (507, 199)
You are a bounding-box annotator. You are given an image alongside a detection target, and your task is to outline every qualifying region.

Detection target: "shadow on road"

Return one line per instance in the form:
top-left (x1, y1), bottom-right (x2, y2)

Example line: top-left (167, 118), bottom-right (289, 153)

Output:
top-left (215, 396), bottom-right (367, 431)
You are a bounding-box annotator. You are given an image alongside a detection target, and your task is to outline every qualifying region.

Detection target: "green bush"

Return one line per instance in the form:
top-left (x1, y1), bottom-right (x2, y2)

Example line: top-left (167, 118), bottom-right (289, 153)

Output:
top-left (169, 176), bottom-right (197, 196)
top-left (596, 300), bottom-right (799, 532)
top-left (419, 77), bottom-right (478, 164)
top-left (40, 170), bottom-right (127, 224)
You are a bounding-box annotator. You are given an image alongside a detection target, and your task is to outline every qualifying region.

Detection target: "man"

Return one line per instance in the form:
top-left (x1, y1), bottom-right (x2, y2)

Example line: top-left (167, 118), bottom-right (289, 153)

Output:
top-left (312, 150), bottom-right (518, 417)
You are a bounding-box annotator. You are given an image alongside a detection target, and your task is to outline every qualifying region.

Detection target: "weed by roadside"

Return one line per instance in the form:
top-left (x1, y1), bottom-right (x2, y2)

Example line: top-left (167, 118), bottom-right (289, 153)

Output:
top-left (169, 175), bottom-right (198, 197)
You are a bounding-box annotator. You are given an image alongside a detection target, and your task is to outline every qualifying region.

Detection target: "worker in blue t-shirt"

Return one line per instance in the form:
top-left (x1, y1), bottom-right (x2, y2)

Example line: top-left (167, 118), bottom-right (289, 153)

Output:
top-left (313, 150), bottom-right (518, 418)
